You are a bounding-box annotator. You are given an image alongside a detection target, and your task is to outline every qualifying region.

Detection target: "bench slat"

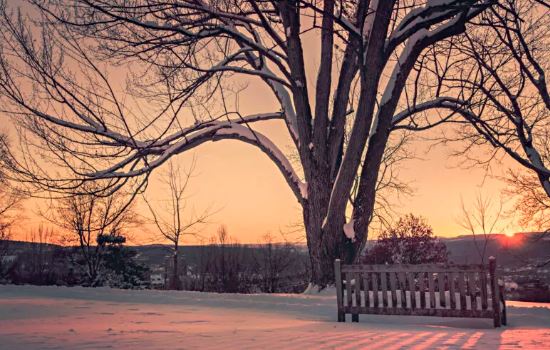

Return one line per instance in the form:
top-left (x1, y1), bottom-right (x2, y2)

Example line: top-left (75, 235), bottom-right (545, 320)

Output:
top-left (381, 272), bottom-right (388, 308)
top-left (354, 272), bottom-right (362, 308)
top-left (468, 272), bottom-right (477, 311)
top-left (418, 272), bottom-right (426, 309)
top-left (398, 272), bottom-right (407, 308)
top-left (449, 272), bottom-right (457, 310)
top-left (372, 272), bottom-right (379, 308)
top-left (458, 272), bottom-right (466, 310)
top-left (480, 271), bottom-right (488, 310)
top-left (389, 272), bottom-right (397, 308)
top-left (428, 272), bottom-right (435, 309)
top-left (438, 272), bottom-right (446, 309)
top-left (346, 272), bottom-right (352, 309)
top-left (363, 273), bottom-right (370, 307)
top-left (407, 272), bottom-right (416, 309)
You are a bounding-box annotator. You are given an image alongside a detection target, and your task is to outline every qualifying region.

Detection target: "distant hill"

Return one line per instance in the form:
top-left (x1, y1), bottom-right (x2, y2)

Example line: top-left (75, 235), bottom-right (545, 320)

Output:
top-left (2, 240), bottom-right (309, 270)
top-left (4, 232), bottom-right (549, 268)
top-left (440, 232), bottom-right (550, 266)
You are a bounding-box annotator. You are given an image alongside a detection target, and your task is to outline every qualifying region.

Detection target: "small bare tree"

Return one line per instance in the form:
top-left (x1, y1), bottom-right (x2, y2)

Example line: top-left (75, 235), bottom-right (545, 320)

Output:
top-left (25, 224), bottom-right (56, 284)
top-left (47, 190), bottom-right (139, 285)
top-left (205, 225), bottom-right (252, 293)
top-left (143, 159), bottom-right (213, 290)
top-left (457, 194), bottom-right (505, 263)
top-left (256, 232), bottom-right (294, 293)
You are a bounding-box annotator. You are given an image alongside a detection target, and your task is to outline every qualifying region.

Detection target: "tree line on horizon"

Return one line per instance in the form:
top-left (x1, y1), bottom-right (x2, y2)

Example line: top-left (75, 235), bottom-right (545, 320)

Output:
top-left (0, 210), bottom-right (448, 293)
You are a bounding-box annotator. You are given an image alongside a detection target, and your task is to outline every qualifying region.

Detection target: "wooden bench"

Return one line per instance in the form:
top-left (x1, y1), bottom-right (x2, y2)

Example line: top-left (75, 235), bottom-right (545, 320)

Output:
top-left (334, 257), bottom-right (507, 327)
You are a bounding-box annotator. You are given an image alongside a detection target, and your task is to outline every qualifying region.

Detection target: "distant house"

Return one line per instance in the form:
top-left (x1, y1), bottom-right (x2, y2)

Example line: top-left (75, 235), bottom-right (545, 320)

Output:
top-left (1, 255), bottom-right (16, 264)
top-left (150, 273), bottom-right (165, 289)
top-left (505, 281), bottom-right (518, 292)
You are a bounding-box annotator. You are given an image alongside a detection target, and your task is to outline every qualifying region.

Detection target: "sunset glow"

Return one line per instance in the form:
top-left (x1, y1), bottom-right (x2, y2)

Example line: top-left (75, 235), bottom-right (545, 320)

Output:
top-left (0, 0), bottom-right (548, 349)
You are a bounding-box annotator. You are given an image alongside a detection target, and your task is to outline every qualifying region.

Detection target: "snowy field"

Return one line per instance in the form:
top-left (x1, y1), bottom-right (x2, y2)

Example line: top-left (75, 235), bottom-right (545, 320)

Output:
top-left (1, 285), bottom-right (549, 349)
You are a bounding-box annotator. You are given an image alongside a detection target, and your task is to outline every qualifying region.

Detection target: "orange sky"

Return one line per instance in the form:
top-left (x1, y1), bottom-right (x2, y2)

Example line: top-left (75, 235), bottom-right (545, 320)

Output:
top-left (11, 93), bottom-right (521, 245)
top-left (5, 2), bottom-right (524, 244)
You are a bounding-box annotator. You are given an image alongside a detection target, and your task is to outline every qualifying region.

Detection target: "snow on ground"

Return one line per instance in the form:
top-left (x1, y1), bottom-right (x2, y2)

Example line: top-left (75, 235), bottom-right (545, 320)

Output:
top-left (1, 285), bottom-right (549, 349)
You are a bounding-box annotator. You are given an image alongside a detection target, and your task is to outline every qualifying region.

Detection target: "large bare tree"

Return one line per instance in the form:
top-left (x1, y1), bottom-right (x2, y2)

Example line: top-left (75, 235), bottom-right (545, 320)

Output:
top-left (0, 0), bottom-right (493, 285)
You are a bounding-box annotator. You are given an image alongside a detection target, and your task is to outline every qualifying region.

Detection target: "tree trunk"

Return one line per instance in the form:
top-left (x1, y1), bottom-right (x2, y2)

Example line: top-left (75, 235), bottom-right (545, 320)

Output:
top-left (304, 215), bottom-right (353, 287)
top-left (303, 173), bottom-right (352, 287)
top-left (172, 245), bottom-right (180, 290)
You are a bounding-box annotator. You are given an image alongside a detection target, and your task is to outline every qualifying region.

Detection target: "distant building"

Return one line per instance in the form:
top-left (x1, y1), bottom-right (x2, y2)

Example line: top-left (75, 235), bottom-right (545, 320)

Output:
top-left (150, 273), bottom-right (165, 289)
top-left (1, 255), bottom-right (16, 264)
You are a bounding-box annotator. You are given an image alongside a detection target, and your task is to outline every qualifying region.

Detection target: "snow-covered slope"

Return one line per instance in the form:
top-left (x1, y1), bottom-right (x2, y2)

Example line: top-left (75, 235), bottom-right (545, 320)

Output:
top-left (0, 285), bottom-right (549, 349)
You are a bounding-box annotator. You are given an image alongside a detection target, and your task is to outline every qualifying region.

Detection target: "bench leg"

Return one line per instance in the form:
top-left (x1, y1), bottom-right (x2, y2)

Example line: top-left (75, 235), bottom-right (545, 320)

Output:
top-left (501, 299), bottom-right (507, 326)
top-left (352, 314), bottom-right (359, 322)
top-left (338, 311), bottom-right (345, 322)
top-left (493, 310), bottom-right (502, 328)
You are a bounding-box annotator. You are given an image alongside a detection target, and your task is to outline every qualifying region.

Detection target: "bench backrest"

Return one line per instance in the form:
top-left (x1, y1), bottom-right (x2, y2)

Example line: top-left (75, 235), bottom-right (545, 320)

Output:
top-left (334, 258), bottom-right (503, 326)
